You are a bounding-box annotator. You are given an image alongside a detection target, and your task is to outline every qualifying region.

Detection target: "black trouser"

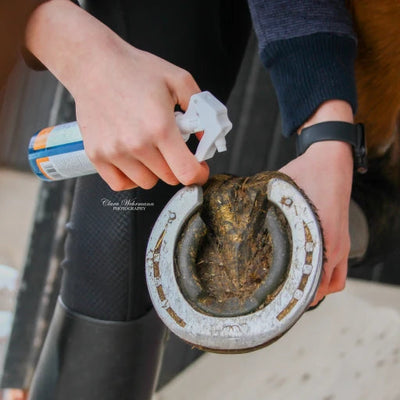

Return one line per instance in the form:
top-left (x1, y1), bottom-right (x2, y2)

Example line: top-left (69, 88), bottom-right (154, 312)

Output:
top-left (62, 0), bottom-right (251, 322)
top-left (29, 1), bottom-right (251, 399)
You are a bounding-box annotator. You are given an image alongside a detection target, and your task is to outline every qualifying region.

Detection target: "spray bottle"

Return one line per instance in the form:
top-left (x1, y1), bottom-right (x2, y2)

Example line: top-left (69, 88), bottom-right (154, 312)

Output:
top-left (28, 92), bottom-right (232, 181)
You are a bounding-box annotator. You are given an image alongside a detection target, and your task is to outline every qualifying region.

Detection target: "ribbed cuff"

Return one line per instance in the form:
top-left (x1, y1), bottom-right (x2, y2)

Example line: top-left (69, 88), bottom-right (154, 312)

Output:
top-left (261, 33), bottom-right (357, 137)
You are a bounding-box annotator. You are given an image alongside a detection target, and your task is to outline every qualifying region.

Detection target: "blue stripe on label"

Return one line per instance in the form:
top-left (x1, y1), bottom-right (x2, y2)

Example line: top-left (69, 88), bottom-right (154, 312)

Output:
top-left (28, 140), bottom-right (85, 158)
top-left (28, 141), bottom-right (85, 181)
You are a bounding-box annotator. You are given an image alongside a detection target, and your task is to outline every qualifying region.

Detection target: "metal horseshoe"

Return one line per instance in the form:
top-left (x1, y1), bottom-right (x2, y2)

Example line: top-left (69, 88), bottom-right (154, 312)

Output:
top-left (145, 177), bottom-right (323, 353)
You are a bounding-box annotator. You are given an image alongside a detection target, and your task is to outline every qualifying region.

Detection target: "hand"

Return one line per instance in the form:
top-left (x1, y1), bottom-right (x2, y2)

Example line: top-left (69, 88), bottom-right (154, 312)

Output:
top-left (280, 141), bottom-right (353, 307)
top-left (26, 0), bottom-right (209, 190)
top-left (74, 46), bottom-right (209, 191)
top-left (280, 99), bottom-right (354, 306)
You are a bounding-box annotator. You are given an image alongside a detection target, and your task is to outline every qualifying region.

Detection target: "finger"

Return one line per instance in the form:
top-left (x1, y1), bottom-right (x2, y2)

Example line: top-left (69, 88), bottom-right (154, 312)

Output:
top-left (130, 146), bottom-right (179, 186)
top-left (307, 296), bottom-right (326, 311)
top-left (168, 69), bottom-right (201, 111)
top-left (327, 257), bottom-right (348, 293)
top-left (195, 130), bottom-right (204, 141)
top-left (314, 233), bottom-right (346, 296)
top-left (158, 129), bottom-right (209, 185)
top-left (96, 163), bottom-right (138, 191)
top-left (309, 291), bottom-right (326, 308)
top-left (309, 260), bottom-right (335, 307)
top-left (315, 261), bottom-right (335, 299)
top-left (310, 255), bottom-right (348, 307)
top-left (114, 157), bottom-right (159, 190)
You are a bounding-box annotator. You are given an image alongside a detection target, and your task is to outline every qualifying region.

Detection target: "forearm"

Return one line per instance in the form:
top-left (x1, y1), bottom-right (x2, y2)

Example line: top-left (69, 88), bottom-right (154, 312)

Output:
top-left (25, 0), bottom-right (127, 96)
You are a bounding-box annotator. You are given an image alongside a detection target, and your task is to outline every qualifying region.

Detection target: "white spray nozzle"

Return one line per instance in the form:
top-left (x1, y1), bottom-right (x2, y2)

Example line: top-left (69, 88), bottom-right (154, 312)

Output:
top-left (175, 91), bottom-right (232, 162)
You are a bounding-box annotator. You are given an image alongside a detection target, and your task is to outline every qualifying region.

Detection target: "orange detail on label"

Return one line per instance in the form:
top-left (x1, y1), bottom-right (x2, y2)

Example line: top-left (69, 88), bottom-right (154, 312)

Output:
top-left (33, 126), bottom-right (54, 150)
top-left (36, 157), bottom-right (51, 179)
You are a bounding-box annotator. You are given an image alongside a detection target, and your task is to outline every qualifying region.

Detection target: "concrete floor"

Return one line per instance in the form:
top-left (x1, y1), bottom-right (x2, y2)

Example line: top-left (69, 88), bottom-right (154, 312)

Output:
top-left (1, 168), bottom-right (400, 399)
top-left (157, 279), bottom-right (400, 400)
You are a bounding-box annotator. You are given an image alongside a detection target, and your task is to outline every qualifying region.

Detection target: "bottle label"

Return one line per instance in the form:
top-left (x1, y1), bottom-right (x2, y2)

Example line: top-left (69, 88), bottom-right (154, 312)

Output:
top-left (35, 150), bottom-right (96, 180)
top-left (29, 122), bottom-right (96, 181)
top-left (46, 122), bottom-right (83, 148)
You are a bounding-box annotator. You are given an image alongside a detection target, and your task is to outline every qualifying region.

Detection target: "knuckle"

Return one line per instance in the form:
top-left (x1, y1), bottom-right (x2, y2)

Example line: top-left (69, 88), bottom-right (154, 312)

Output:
top-left (178, 169), bottom-right (198, 186)
top-left (327, 237), bottom-right (349, 260)
top-left (109, 181), bottom-right (124, 192)
top-left (140, 177), bottom-right (159, 190)
top-left (107, 144), bottom-right (122, 159)
top-left (148, 120), bottom-right (169, 141)
top-left (93, 141), bottom-right (122, 160)
top-left (177, 69), bottom-right (195, 87)
top-left (165, 175), bottom-right (180, 186)
top-left (160, 168), bottom-right (178, 185)
top-left (109, 179), bottom-right (134, 192)
top-left (102, 137), bottom-right (149, 159)
top-left (126, 139), bottom-right (147, 154)
top-left (85, 146), bottom-right (102, 163)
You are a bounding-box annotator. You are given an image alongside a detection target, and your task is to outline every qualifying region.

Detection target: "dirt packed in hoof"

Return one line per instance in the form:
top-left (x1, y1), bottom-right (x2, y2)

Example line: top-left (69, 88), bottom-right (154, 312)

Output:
top-left (195, 171), bottom-right (291, 305)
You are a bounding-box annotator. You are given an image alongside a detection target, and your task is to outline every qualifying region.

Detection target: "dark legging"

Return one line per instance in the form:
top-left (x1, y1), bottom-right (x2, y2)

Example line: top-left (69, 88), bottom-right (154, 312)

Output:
top-left (60, 0), bottom-right (252, 321)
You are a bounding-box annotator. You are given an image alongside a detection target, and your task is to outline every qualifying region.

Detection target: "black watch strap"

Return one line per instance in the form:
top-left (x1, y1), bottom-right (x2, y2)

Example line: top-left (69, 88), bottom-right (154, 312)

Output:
top-left (296, 121), bottom-right (368, 174)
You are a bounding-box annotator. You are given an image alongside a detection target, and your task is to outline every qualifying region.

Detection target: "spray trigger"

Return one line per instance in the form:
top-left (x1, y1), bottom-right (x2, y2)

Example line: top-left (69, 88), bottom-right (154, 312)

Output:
top-left (174, 91), bottom-right (232, 162)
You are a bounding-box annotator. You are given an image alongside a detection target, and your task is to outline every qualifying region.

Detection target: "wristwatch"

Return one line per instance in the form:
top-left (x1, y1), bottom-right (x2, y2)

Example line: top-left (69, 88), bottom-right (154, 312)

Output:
top-left (296, 121), bottom-right (368, 174)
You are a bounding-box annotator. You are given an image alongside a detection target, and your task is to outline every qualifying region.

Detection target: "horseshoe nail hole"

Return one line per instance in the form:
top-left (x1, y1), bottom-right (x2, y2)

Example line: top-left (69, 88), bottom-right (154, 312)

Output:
top-left (303, 264), bottom-right (312, 274)
top-left (305, 242), bottom-right (314, 252)
top-left (294, 290), bottom-right (303, 300)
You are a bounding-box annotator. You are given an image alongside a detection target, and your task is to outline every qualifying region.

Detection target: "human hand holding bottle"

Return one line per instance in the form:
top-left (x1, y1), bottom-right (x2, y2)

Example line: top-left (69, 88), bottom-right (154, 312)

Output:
top-left (26, 0), bottom-right (209, 191)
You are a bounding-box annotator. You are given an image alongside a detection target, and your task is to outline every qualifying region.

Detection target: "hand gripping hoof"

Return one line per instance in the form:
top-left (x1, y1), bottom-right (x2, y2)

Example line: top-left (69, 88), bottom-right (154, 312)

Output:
top-left (145, 172), bottom-right (323, 353)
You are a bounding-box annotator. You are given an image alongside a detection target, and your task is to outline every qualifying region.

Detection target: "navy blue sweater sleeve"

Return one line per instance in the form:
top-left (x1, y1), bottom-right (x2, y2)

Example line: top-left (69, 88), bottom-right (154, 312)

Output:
top-left (247, 0), bottom-right (357, 136)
